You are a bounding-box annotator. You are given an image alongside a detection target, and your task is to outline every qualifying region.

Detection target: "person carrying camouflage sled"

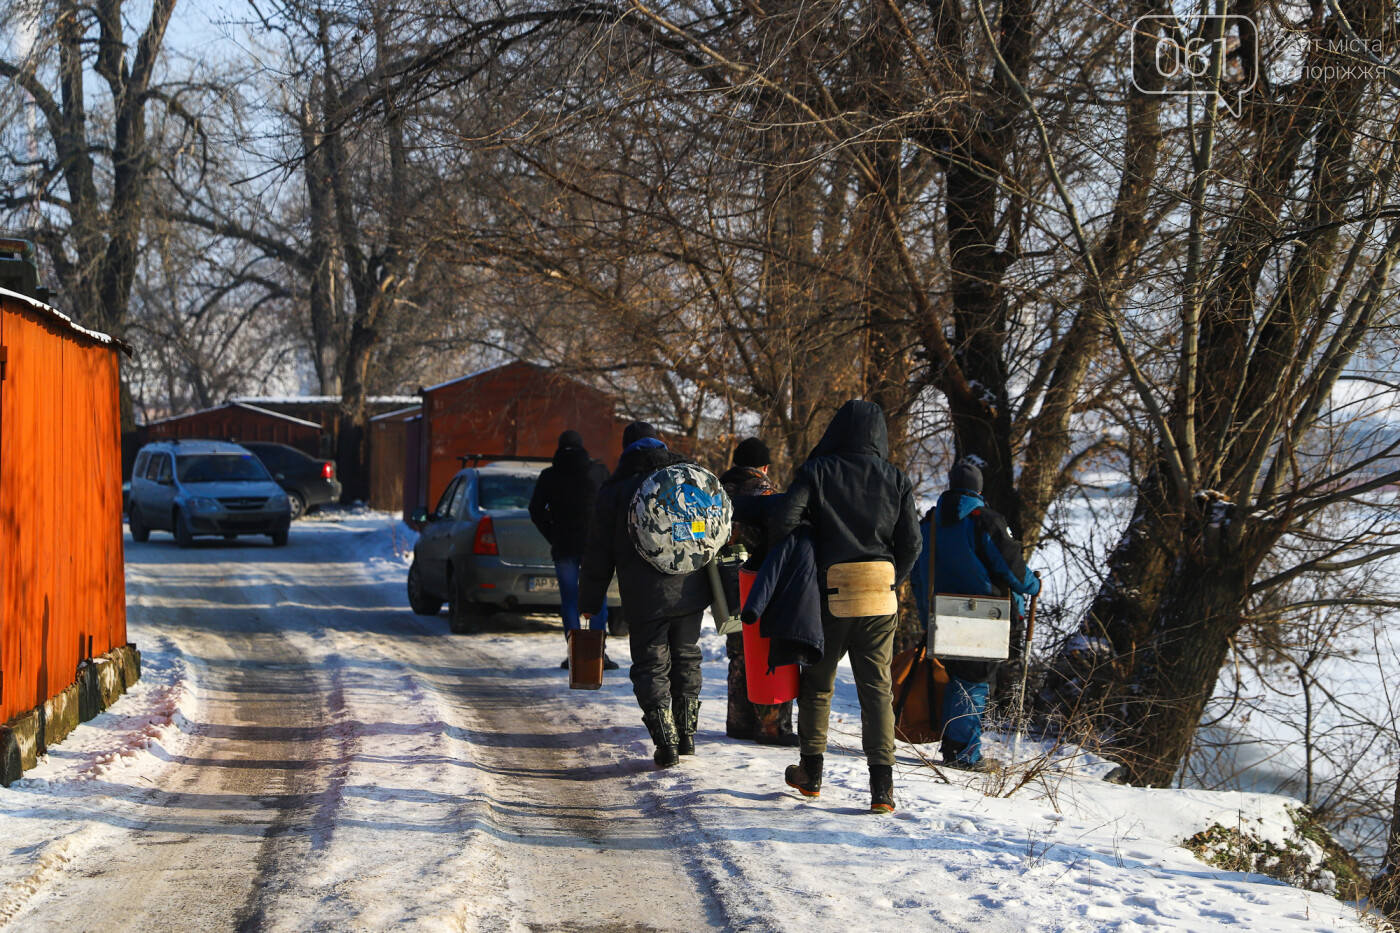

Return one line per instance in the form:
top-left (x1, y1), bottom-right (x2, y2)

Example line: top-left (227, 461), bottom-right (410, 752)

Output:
top-left (580, 422), bottom-right (727, 768)
top-left (719, 437), bottom-right (798, 747)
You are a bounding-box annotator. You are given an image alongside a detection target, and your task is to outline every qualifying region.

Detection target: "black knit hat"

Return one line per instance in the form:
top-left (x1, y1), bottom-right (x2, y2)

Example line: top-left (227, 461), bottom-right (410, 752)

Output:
top-left (558, 429), bottom-right (584, 448)
top-left (732, 437), bottom-right (771, 468)
top-left (622, 421), bottom-right (659, 448)
top-left (949, 460), bottom-right (984, 494)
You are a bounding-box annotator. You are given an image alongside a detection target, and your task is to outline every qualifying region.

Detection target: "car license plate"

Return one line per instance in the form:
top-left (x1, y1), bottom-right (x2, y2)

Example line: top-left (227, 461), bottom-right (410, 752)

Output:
top-left (527, 576), bottom-right (559, 592)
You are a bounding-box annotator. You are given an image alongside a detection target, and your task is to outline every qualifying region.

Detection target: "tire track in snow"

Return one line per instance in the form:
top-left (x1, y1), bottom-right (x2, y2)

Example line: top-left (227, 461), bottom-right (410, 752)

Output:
top-left (6, 546), bottom-right (352, 932)
top-left (232, 651), bottom-right (356, 932)
top-left (5, 522), bottom-right (733, 930)
top-left (402, 634), bottom-right (728, 932)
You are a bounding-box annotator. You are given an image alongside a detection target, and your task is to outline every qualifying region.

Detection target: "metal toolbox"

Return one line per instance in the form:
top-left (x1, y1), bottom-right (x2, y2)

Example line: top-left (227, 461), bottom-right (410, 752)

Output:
top-left (927, 593), bottom-right (1012, 661)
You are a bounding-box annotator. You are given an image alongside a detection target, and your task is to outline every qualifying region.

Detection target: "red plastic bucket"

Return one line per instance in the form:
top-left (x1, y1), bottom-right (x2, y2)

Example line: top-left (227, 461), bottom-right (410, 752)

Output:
top-left (739, 568), bottom-right (801, 705)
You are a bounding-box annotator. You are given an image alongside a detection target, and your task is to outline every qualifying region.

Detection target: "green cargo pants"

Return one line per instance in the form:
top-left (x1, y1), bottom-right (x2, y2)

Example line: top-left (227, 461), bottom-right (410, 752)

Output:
top-left (797, 610), bottom-right (897, 767)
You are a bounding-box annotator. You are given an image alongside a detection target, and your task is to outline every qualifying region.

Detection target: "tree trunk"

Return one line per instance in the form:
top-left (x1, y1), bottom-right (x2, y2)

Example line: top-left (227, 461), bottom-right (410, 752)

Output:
top-left (1375, 765), bottom-right (1400, 917)
top-left (301, 99), bottom-right (346, 397)
top-left (335, 319), bottom-right (376, 503)
top-left (854, 1), bottom-right (912, 454)
top-left (1036, 466), bottom-right (1180, 720)
top-left (1108, 548), bottom-right (1254, 786)
top-left (942, 150), bottom-right (1018, 535)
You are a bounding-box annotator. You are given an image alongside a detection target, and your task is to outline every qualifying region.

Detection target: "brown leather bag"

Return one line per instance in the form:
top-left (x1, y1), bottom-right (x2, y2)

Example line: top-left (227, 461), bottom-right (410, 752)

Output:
top-left (891, 642), bottom-right (949, 744)
top-left (893, 505), bottom-right (950, 744)
top-left (568, 630), bottom-right (605, 690)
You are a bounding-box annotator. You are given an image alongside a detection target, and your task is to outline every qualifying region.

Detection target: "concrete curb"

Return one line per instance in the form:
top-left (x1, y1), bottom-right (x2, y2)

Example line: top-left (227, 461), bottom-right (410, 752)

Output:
top-left (1, 642), bottom-right (141, 788)
top-left (42, 682), bottom-right (81, 750)
top-left (0, 709), bottom-right (40, 785)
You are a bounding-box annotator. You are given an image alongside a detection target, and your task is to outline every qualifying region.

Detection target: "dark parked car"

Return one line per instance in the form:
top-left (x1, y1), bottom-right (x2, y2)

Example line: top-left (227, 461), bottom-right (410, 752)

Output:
top-left (407, 460), bottom-right (621, 634)
top-left (241, 442), bottom-right (342, 519)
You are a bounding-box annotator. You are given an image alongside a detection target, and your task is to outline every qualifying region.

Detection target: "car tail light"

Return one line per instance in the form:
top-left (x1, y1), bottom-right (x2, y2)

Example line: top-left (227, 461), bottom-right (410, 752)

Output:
top-left (472, 515), bottom-right (499, 555)
top-left (322, 461), bottom-right (335, 479)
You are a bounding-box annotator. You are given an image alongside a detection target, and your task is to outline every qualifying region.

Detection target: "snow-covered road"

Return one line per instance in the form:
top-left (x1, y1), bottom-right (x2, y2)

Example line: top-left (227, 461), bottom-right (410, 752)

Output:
top-left (0, 517), bottom-right (721, 931)
top-left (0, 515), bottom-right (1378, 931)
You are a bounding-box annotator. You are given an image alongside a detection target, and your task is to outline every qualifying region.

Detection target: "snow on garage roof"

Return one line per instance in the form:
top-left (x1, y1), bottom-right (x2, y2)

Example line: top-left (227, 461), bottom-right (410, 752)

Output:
top-left (234, 395), bottom-right (421, 407)
top-left (0, 286), bottom-right (132, 354)
top-left (369, 405), bottom-right (423, 422)
top-left (141, 401), bottom-right (324, 429)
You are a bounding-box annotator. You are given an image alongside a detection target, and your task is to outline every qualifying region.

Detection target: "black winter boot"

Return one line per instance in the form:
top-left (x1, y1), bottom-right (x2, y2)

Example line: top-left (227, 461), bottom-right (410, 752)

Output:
top-left (642, 705), bottom-right (681, 768)
top-left (869, 764), bottom-right (895, 813)
top-left (784, 754), bottom-right (823, 798)
top-left (673, 696), bottom-right (701, 756)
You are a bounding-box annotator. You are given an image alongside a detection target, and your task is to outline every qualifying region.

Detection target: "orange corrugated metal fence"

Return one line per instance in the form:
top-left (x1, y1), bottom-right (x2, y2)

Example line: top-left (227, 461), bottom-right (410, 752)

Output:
top-left (0, 294), bottom-right (127, 724)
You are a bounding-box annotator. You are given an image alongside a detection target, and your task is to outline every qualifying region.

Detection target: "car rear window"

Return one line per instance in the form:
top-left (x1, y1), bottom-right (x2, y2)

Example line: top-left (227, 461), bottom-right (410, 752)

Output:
top-left (251, 445), bottom-right (307, 470)
top-left (176, 454), bottom-right (271, 483)
top-left (477, 474), bottom-right (536, 511)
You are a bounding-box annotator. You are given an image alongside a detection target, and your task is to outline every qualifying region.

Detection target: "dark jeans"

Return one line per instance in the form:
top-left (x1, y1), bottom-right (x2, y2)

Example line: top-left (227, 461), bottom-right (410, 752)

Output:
top-left (628, 610), bottom-right (703, 709)
top-left (556, 556), bottom-right (607, 635)
top-left (942, 677), bottom-right (990, 764)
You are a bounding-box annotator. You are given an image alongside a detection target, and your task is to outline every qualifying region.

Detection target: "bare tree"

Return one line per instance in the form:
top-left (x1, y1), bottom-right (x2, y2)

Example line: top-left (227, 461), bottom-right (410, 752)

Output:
top-left (0, 0), bottom-right (192, 423)
top-left (399, 0), bottom-right (1148, 536)
top-left (171, 0), bottom-right (428, 498)
top-left (126, 222), bottom-right (300, 418)
top-left (1033, 1), bottom-right (1400, 784)
top-left (0, 0), bottom-right (180, 334)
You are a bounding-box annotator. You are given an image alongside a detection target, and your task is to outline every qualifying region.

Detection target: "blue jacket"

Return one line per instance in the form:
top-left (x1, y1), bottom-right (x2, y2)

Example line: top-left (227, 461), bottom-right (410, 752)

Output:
top-left (911, 490), bottom-right (1040, 627)
top-left (741, 525), bottom-right (823, 669)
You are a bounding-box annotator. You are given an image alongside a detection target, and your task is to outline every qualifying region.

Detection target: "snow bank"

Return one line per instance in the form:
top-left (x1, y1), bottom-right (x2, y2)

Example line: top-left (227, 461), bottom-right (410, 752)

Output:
top-left (0, 630), bottom-right (196, 922)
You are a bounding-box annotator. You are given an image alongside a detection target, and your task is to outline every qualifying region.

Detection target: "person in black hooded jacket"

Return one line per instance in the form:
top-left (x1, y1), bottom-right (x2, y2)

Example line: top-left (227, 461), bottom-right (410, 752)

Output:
top-left (529, 430), bottom-right (615, 669)
top-left (769, 399), bottom-right (922, 813)
top-left (580, 421), bottom-right (712, 768)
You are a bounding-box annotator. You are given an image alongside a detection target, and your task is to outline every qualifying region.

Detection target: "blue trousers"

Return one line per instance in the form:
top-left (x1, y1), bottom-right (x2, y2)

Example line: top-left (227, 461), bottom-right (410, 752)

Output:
top-left (941, 677), bottom-right (989, 764)
top-left (556, 557), bottom-right (607, 634)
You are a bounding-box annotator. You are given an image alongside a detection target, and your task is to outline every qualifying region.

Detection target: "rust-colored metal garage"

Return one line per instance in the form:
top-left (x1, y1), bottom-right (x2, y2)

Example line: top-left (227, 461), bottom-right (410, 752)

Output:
top-left (407, 362), bottom-right (627, 518)
top-left (368, 404), bottom-right (421, 513)
top-left (142, 402), bottom-right (323, 457)
top-left (0, 287), bottom-right (130, 742)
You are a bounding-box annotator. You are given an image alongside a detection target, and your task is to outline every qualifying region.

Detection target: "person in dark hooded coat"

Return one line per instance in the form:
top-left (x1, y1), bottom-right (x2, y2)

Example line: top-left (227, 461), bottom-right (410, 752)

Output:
top-left (529, 430), bottom-right (616, 669)
top-left (580, 422), bottom-right (712, 768)
top-left (769, 400), bottom-right (922, 813)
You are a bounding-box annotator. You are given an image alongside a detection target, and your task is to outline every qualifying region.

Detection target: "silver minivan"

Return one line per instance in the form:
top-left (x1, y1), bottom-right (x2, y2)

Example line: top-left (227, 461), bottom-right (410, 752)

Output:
top-left (128, 440), bottom-right (293, 547)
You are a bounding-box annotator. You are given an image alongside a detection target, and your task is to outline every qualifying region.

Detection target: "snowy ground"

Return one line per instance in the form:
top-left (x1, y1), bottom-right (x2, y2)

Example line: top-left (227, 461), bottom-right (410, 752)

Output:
top-left (1031, 488), bottom-right (1400, 862)
top-left (0, 513), bottom-right (1379, 931)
